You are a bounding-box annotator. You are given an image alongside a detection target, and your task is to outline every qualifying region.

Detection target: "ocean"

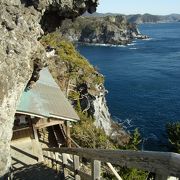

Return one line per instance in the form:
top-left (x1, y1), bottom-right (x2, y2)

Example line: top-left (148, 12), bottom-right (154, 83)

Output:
top-left (78, 23), bottom-right (180, 151)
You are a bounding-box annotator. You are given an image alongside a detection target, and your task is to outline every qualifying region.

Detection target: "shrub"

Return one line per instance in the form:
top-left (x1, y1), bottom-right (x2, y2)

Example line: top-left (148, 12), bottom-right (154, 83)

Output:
top-left (166, 122), bottom-right (180, 153)
top-left (71, 112), bottom-right (115, 149)
top-left (41, 32), bottom-right (104, 86)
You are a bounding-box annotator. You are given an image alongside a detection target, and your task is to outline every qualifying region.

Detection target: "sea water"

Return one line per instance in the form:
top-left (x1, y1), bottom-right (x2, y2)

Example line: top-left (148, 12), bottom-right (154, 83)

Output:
top-left (78, 23), bottom-right (180, 151)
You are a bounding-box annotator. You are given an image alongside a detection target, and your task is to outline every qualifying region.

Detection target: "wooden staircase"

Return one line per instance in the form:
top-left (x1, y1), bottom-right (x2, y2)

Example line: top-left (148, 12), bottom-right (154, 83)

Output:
top-left (12, 163), bottom-right (64, 180)
top-left (52, 125), bottom-right (66, 147)
top-left (10, 126), bottom-right (180, 180)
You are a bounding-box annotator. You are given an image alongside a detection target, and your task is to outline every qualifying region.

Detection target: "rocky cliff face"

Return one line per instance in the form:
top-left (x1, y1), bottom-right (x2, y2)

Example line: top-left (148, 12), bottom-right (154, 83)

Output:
top-left (93, 84), bottom-right (112, 135)
top-left (59, 15), bottom-right (148, 45)
top-left (0, 0), bottom-right (99, 177)
top-left (41, 34), bottom-right (129, 146)
top-left (93, 85), bottom-right (129, 145)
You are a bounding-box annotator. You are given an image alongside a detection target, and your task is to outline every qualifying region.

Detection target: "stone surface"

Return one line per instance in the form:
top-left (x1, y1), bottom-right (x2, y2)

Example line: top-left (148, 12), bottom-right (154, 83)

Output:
top-left (0, 0), bottom-right (99, 177)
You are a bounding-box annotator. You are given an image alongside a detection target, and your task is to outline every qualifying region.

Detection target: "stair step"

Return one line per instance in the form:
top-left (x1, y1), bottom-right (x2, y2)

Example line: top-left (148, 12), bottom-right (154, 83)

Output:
top-left (12, 163), bottom-right (65, 180)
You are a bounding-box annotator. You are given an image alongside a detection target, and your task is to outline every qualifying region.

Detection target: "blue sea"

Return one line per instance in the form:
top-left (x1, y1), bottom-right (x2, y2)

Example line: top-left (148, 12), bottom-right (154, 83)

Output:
top-left (78, 23), bottom-right (180, 151)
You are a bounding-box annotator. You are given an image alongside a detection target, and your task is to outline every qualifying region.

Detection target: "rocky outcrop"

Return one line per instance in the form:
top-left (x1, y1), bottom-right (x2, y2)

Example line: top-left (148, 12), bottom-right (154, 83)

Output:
top-left (93, 84), bottom-right (112, 135)
top-left (59, 15), bottom-right (148, 45)
top-left (93, 84), bottom-right (129, 145)
top-left (0, 0), bottom-right (99, 177)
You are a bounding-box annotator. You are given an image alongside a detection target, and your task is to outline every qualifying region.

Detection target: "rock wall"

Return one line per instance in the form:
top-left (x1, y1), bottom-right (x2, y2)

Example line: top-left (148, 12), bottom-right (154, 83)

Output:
top-left (0, 0), bottom-right (99, 177)
top-left (93, 84), bottom-right (130, 146)
top-left (93, 85), bottom-right (112, 135)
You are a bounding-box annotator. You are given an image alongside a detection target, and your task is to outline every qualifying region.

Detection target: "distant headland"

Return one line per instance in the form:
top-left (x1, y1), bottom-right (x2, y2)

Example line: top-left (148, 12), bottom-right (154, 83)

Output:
top-left (83, 12), bottom-right (180, 24)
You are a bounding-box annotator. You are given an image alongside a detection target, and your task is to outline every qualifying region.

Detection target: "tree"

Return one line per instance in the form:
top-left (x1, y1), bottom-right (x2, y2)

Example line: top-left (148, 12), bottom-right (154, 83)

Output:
top-left (166, 122), bottom-right (180, 153)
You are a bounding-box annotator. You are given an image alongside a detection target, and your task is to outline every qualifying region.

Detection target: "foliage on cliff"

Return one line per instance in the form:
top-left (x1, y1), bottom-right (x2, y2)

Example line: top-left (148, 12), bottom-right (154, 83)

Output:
top-left (71, 112), bottom-right (115, 149)
top-left (167, 122), bottom-right (180, 153)
top-left (41, 32), bottom-right (147, 179)
top-left (41, 32), bottom-right (104, 92)
top-left (72, 115), bottom-right (148, 179)
top-left (71, 101), bottom-right (147, 179)
top-left (41, 32), bottom-right (93, 71)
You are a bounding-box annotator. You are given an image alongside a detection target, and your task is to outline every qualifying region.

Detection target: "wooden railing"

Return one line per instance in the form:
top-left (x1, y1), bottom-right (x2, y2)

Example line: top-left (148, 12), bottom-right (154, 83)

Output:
top-left (59, 126), bottom-right (122, 179)
top-left (43, 147), bottom-right (180, 180)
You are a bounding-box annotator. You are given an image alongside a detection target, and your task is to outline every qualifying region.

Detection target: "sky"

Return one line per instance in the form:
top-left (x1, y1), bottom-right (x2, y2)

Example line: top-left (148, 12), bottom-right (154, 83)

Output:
top-left (97, 0), bottom-right (180, 15)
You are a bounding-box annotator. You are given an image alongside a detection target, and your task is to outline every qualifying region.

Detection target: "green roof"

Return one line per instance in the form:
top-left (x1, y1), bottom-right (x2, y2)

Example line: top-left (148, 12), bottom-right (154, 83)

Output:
top-left (16, 68), bottom-right (80, 122)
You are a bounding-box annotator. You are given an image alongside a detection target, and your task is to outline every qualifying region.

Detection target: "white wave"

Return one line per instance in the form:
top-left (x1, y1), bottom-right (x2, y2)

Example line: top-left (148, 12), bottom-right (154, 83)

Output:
top-left (129, 47), bottom-right (138, 50)
top-left (127, 43), bottom-right (136, 46)
top-left (93, 43), bottom-right (126, 48)
top-left (79, 42), bottom-right (128, 48)
top-left (113, 116), bottom-right (133, 128)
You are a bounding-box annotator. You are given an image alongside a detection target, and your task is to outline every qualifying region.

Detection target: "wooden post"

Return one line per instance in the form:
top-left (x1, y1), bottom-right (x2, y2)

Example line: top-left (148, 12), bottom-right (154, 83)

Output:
top-left (91, 160), bottom-right (101, 180)
top-left (66, 121), bottom-right (71, 148)
top-left (62, 153), bottom-right (69, 178)
top-left (32, 124), bottom-right (44, 162)
top-left (54, 152), bottom-right (58, 172)
top-left (74, 155), bottom-right (80, 180)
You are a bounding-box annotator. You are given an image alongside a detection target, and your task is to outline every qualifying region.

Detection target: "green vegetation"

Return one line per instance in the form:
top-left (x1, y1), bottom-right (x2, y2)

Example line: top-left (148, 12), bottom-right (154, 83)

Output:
top-left (41, 32), bottom-right (147, 179)
top-left (167, 122), bottom-right (180, 153)
top-left (116, 129), bottom-right (148, 180)
top-left (71, 112), bottom-right (115, 149)
top-left (41, 32), bottom-right (104, 88)
top-left (41, 32), bottom-right (93, 71)
top-left (71, 114), bottom-right (148, 179)
top-left (125, 128), bottom-right (142, 150)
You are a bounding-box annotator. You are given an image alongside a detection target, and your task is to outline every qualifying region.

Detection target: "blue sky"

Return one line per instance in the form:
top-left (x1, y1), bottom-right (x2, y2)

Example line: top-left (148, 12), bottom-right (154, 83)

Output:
top-left (97, 0), bottom-right (180, 15)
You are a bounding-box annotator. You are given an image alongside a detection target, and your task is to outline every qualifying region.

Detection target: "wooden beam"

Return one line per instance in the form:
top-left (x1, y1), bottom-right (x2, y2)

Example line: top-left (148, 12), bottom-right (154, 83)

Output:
top-left (62, 153), bottom-right (69, 178)
top-left (66, 121), bottom-right (71, 148)
top-left (35, 120), bottom-right (64, 129)
top-left (32, 124), bottom-right (44, 162)
top-left (106, 162), bottom-right (123, 180)
top-left (73, 155), bottom-right (80, 180)
top-left (92, 160), bottom-right (101, 180)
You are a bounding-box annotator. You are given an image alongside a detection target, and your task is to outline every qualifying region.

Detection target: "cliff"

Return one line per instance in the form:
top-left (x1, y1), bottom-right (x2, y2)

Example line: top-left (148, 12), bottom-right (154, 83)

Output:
top-left (41, 33), bottom-right (129, 146)
top-left (0, 0), bottom-right (98, 177)
top-left (59, 16), bottom-right (148, 45)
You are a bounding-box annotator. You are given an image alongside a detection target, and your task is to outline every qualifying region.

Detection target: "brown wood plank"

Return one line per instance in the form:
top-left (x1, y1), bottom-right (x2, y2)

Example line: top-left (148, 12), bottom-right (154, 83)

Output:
top-left (35, 120), bottom-right (63, 129)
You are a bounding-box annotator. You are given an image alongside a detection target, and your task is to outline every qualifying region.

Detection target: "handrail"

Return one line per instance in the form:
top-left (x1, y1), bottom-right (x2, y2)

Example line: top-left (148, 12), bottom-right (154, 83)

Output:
top-left (43, 147), bottom-right (180, 179)
top-left (67, 136), bottom-right (123, 180)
